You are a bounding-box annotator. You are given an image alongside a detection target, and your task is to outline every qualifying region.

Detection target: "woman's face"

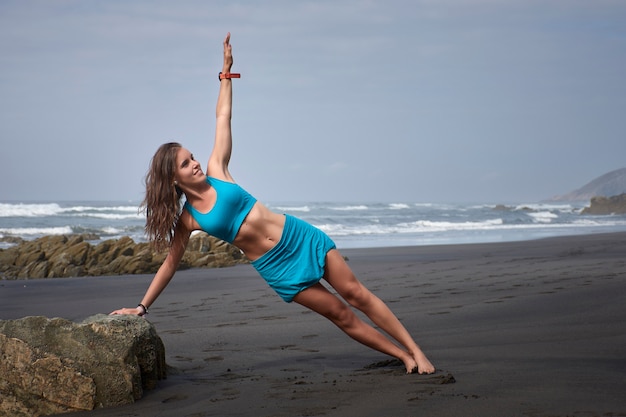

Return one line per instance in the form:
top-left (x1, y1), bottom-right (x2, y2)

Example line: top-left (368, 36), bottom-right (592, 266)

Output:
top-left (174, 147), bottom-right (205, 187)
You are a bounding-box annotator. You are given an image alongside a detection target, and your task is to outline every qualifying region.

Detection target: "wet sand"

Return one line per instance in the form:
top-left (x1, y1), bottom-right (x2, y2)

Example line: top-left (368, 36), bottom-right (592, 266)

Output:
top-left (2, 232), bottom-right (626, 416)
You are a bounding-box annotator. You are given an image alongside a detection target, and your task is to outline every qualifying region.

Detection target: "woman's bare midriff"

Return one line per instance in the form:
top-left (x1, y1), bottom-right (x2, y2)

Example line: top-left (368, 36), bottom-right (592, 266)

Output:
top-left (232, 202), bottom-right (286, 261)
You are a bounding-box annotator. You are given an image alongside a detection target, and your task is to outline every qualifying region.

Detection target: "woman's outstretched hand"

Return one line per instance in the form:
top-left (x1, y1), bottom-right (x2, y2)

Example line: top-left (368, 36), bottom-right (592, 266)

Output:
top-left (109, 307), bottom-right (143, 316)
top-left (223, 32), bottom-right (233, 73)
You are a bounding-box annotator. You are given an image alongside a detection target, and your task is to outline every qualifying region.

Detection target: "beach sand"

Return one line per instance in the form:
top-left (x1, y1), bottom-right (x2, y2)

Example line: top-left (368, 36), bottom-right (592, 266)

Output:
top-left (2, 232), bottom-right (625, 416)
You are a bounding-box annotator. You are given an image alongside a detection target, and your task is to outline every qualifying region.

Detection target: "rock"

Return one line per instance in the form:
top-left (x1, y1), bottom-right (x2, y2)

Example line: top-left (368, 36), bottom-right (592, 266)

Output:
top-left (15, 240), bottom-right (46, 267)
top-left (0, 334), bottom-right (96, 415)
top-left (0, 232), bottom-right (248, 279)
top-left (581, 193), bottom-right (626, 215)
top-left (0, 315), bottom-right (166, 416)
top-left (493, 205), bottom-right (534, 212)
top-left (0, 235), bottom-right (24, 245)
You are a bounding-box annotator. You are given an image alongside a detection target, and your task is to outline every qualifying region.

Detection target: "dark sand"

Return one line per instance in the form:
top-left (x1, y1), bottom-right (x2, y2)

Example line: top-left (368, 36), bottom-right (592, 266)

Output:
top-left (2, 232), bottom-right (626, 417)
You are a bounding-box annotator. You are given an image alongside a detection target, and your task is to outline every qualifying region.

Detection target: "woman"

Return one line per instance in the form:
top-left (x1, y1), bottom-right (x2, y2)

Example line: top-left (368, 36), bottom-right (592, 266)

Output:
top-left (111, 33), bottom-right (435, 375)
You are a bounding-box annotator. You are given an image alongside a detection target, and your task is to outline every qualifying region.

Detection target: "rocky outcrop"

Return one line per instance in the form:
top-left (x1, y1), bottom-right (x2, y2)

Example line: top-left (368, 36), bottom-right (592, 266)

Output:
top-left (0, 315), bottom-right (166, 416)
top-left (581, 193), bottom-right (626, 215)
top-left (549, 167), bottom-right (626, 202)
top-left (0, 232), bottom-right (247, 279)
top-left (492, 204), bottom-right (533, 212)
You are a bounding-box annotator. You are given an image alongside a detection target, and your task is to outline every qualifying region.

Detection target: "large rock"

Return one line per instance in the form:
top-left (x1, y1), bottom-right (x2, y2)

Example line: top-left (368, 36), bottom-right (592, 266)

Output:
top-left (581, 193), bottom-right (626, 215)
top-left (0, 232), bottom-right (247, 279)
top-left (0, 315), bottom-right (166, 416)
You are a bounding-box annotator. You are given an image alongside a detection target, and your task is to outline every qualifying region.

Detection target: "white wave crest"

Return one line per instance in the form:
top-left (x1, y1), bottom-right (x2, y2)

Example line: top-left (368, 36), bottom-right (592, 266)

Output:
top-left (406, 219), bottom-right (504, 232)
top-left (65, 205), bottom-right (138, 213)
top-left (389, 203), bottom-right (410, 210)
top-left (515, 203), bottom-right (576, 213)
top-left (0, 226), bottom-right (73, 236)
top-left (527, 211), bottom-right (558, 223)
top-left (0, 203), bottom-right (64, 217)
top-left (272, 205), bottom-right (311, 212)
top-left (330, 205), bottom-right (368, 211)
top-left (0, 202), bottom-right (140, 218)
top-left (73, 212), bottom-right (144, 220)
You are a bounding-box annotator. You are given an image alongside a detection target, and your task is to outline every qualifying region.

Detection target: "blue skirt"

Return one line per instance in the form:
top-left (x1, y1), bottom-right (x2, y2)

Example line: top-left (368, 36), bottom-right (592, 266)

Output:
top-left (251, 214), bottom-right (336, 302)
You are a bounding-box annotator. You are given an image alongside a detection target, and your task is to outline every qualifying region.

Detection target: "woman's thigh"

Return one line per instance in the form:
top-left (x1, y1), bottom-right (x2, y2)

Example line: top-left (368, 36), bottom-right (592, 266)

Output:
top-left (293, 282), bottom-right (349, 320)
top-left (323, 249), bottom-right (372, 306)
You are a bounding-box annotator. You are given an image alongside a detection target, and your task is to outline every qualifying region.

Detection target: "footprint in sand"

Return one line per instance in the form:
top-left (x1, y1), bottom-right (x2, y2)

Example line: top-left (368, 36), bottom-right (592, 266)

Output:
top-left (162, 329), bottom-right (185, 334)
top-left (161, 394), bottom-right (188, 403)
top-left (259, 315), bottom-right (287, 321)
top-left (214, 322), bottom-right (248, 327)
top-left (363, 360), bottom-right (456, 383)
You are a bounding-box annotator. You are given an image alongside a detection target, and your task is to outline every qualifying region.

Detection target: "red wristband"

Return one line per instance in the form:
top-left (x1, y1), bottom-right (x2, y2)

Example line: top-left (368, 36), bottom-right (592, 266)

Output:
top-left (219, 72), bottom-right (241, 80)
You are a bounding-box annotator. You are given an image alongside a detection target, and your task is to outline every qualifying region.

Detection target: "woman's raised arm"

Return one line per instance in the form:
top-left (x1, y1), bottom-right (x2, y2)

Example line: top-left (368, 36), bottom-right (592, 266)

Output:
top-left (207, 33), bottom-right (235, 181)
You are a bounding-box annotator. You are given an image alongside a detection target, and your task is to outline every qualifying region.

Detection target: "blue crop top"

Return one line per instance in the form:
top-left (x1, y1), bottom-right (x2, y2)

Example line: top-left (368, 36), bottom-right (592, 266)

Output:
top-left (184, 176), bottom-right (257, 244)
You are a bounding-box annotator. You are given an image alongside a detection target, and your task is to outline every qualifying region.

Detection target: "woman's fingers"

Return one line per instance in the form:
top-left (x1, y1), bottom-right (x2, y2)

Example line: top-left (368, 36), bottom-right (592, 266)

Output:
top-left (223, 32), bottom-right (233, 68)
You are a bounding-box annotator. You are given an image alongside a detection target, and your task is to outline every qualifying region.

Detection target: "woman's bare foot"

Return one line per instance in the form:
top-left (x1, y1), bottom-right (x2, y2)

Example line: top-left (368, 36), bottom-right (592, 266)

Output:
top-left (399, 353), bottom-right (420, 374)
top-left (411, 348), bottom-right (435, 374)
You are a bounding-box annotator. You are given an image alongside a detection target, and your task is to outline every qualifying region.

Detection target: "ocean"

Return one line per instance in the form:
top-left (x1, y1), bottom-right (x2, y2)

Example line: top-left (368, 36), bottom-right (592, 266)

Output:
top-left (2, 200), bottom-right (626, 250)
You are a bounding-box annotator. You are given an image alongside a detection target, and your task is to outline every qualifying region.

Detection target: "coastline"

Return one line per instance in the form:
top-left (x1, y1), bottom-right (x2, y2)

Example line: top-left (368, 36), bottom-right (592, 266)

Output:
top-left (1, 232), bottom-right (625, 416)
top-left (4, 198), bottom-right (626, 253)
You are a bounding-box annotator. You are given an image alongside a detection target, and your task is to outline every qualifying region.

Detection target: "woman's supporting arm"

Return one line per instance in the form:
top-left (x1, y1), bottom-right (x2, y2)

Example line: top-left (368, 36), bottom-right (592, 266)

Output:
top-left (110, 219), bottom-right (191, 316)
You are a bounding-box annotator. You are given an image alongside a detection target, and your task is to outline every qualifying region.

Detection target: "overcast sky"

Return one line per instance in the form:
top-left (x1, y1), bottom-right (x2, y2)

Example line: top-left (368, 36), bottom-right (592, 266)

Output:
top-left (1, 0), bottom-right (625, 204)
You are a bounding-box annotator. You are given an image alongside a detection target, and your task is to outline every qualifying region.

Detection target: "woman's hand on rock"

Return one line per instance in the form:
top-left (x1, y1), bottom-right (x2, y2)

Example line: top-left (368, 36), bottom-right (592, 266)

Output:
top-left (109, 307), bottom-right (143, 316)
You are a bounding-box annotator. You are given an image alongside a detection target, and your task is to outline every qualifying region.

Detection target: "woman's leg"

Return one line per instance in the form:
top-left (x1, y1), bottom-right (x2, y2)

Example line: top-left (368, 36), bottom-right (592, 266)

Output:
top-left (294, 249), bottom-right (435, 374)
top-left (323, 249), bottom-right (434, 374)
top-left (293, 282), bottom-right (420, 373)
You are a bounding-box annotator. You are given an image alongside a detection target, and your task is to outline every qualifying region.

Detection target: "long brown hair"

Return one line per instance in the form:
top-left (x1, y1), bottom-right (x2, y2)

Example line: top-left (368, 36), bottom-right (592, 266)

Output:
top-left (140, 142), bottom-right (184, 252)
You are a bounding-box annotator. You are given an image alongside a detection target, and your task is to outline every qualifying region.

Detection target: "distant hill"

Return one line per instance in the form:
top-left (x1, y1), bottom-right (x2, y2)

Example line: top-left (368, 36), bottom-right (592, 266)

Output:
top-left (548, 167), bottom-right (626, 202)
